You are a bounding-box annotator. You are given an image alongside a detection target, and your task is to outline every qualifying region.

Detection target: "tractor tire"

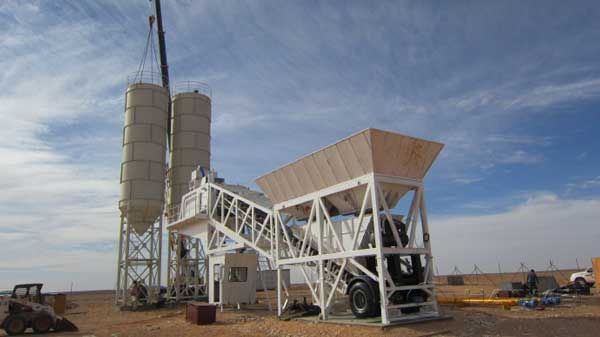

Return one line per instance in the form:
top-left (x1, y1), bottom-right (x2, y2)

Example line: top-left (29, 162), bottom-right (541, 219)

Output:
top-left (349, 281), bottom-right (379, 318)
top-left (32, 313), bottom-right (53, 334)
top-left (575, 277), bottom-right (587, 288)
top-left (4, 315), bottom-right (27, 336)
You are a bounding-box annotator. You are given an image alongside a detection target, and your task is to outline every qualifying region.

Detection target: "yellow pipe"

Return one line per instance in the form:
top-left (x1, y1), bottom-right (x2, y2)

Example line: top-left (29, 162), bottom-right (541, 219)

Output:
top-left (437, 297), bottom-right (520, 308)
top-left (462, 298), bottom-right (519, 305)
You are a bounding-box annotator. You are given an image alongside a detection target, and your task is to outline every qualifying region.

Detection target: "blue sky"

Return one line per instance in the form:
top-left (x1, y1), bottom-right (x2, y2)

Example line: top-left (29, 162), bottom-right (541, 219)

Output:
top-left (0, 0), bottom-right (599, 291)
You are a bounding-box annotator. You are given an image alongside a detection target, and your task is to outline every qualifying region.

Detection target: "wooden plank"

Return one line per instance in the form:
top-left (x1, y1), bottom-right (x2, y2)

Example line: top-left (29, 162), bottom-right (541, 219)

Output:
top-left (383, 131), bottom-right (407, 177)
top-left (593, 257), bottom-right (600, 294)
top-left (372, 129), bottom-right (406, 177)
top-left (395, 135), bottom-right (413, 177)
top-left (291, 161), bottom-right (316, 195)
top-left (304, 155), bottom-right (327, 191)
top-left (323, 145), bottom-right (352, 183)
top-left (348, 130), bottom-right (374, 173)
top-left (312, 150), bottom-right (338, 188)
top-left (282, 164), bottom-right (304, 199)
top-left (273, 170), bottom-right (295, 203)
top-left (406, 139), bottom-right (430, 179)
top-left (336, 139), bottom-right (366, 178)
top-left (257, 175), bottom-right (283, 204)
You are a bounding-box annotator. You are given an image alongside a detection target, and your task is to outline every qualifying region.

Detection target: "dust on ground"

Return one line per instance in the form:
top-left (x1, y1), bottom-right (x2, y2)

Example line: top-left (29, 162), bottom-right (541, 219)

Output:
top-left (17, 293), bottom-right (600, 336)
top-left (4, 270), bottom-right (599, 337)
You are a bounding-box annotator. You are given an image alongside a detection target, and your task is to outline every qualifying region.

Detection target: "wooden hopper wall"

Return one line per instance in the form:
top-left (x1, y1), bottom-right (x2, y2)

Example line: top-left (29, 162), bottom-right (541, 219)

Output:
top-left (256, 128), bottom-right (444, 206)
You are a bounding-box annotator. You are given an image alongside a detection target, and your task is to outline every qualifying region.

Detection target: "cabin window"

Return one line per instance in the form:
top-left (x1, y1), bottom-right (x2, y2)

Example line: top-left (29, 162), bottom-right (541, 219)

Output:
top-left (229, 267), bottom-right (248, 282)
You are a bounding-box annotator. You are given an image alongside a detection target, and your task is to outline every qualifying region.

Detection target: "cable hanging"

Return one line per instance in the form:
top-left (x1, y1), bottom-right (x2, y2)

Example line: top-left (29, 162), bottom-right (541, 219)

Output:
top-left (133, 15), bottom-right (162, 85)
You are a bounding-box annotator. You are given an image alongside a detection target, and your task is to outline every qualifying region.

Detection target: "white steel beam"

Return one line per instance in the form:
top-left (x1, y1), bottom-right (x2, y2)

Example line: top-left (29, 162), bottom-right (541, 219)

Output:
top-left (351, 182), bottom-right (371, 250)
top-left (316, 199), bottom-right (326, 319)
top-left (369, 177), bottom-right (390, 325)
top-left (419, 189), bottom-right (439, 313)
top-left (276, 248), bottom-right (379, 265)
top-left (376, 182), bottom-right (403, 248)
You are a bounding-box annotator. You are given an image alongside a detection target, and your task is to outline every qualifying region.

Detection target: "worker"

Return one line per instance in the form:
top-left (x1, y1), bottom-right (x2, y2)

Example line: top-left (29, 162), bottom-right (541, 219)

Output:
top-left (131, 280), bottom-right (141, 310)
top-left (527, 269), bottom-right (538, 296)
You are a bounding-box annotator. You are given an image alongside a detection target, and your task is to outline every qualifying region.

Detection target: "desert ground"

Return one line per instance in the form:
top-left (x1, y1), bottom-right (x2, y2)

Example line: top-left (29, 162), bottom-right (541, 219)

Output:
top-left (4, 270), bottom-right (600, 337)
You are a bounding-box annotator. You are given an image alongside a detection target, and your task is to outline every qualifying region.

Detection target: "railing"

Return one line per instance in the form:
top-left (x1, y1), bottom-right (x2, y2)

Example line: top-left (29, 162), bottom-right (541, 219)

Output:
top-left (166, 189), bottom-right (204, 224)
top-left (172, 80), bottom-right (212, 98)
top-left (127, 71), bottom-right (165, 87)
top-left (125, 75), bottom-right (212, 99)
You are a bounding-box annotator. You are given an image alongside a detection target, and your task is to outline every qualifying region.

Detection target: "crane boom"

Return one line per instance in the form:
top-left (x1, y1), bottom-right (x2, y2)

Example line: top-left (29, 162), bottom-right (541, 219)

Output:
top-left (154, 0), bottom-right (169, 89)
top-left (153, 0), bottom-right (172, 148)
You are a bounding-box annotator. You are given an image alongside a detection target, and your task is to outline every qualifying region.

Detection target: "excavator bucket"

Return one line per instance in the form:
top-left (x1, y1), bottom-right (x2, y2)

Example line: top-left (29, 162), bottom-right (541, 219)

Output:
top-left (55, 317), bottom-right (78, 332)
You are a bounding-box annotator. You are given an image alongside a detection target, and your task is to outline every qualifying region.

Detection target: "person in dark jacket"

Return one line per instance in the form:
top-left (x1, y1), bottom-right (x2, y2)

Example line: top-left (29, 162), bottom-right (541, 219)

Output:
top-left (527, 269), bottom-right (538, 295)
top-left (131, 280), bottom-right (141, 310)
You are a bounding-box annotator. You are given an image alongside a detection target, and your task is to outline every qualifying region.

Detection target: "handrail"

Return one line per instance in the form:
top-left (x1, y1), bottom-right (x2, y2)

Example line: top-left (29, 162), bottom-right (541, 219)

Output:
top-left (208, 183), bottom-right (271, 215)
top-left (127, 71), bottom-right (165, 86)
top-left (172, 80), bottom-right (212, 98)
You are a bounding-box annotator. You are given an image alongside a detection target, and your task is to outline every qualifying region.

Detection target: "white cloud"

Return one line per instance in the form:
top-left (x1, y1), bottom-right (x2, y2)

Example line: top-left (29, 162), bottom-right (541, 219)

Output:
top-left (484, 134), bottom-right (553, 146)
top-left (498, 150), bottom-right (544, 165)
top-left (452, 177), bottom-right (483, 185)
top-left (432, 193), bottom-right (600, 274)
top-left (567, 176), bottom-right (600, 190)
top-left (508, 78), bottom-right (600, 110)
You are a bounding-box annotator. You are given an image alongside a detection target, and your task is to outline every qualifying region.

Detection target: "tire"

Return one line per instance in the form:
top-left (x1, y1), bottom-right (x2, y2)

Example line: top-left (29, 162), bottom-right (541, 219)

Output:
top-left (401, 293), bottom-right (424, 314)
top-left (348, 281), bottom-right (379, 318)
top-left (575, 277), bottom-right (587, 288)
top-left (4, 315), bottom-right (27, 336)
top-left (32, 313), bottom-right (53, 334)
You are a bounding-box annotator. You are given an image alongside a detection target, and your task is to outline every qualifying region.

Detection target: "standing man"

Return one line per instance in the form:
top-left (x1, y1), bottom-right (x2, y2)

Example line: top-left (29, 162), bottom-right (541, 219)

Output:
top-left (527, 269), bottom-right (538, 296)
top-left (131, 280), bottom-right (140, 310)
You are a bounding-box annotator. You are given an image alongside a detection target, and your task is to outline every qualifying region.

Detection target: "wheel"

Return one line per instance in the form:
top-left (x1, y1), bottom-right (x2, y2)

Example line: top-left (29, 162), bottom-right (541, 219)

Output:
top-left (32, 313), bottom-right (53, 333)
top-left (4, 315), bottom-right (26, 336)
top-left (575, 277), bottom-right (587, 288)
top-left (348, 281), bottom-right (379, 318)
top-left (401, 292), bottom-right (424, 314)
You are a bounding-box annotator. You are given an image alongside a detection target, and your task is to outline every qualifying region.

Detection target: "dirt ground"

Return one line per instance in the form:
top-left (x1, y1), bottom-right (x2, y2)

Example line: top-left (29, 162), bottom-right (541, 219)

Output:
top-left (433, 269), bottom-right (580, 301)
top-left (5, 270), bottom-right (600, 337)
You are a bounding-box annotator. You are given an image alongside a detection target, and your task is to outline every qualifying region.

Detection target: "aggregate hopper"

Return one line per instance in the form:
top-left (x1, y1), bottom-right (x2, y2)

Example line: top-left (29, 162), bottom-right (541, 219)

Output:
top-left (256, 128), bottom-right (443, 219)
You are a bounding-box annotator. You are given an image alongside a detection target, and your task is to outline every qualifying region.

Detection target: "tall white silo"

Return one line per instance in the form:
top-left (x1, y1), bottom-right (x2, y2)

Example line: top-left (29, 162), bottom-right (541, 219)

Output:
top-left (167, 82), bottom-right (211, 217)
top-left (119, 82), bottom-right (169, 233)
top-left (116, 78), bottom-right (169, 307)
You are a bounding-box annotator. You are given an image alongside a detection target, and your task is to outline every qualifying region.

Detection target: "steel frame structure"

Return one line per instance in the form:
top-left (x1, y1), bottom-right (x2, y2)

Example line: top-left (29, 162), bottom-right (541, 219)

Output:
top-left (166, 231), bottom-right (206, 301)
top-left (171, 182), bottom-right (292, 300)
top-left (115, 216), bottom-right (162, 307)
top-left (169, 172), bottom-right (439, 325)
top-left (195, 183), bottom-right (276, 259)
top-left (274, 173), bottom-right (440, 325)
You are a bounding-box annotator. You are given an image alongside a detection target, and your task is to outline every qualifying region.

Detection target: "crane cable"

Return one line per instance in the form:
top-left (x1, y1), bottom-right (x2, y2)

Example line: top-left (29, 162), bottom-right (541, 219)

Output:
top-left (133, 15), bottom-right (161, 84)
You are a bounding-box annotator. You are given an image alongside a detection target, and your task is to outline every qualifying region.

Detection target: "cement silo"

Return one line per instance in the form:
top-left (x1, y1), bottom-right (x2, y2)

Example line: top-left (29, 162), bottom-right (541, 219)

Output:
top-left (119, 82), bottom-right (169, 234)
top-left (167, 82), bottom-right (211, 218)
